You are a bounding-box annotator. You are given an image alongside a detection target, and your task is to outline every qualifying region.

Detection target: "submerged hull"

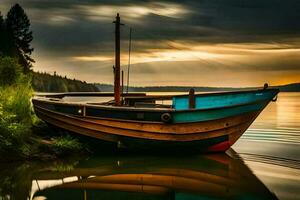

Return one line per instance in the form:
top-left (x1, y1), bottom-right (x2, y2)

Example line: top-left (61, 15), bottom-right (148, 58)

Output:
top-left (32, 89), bottom-right (279, 152)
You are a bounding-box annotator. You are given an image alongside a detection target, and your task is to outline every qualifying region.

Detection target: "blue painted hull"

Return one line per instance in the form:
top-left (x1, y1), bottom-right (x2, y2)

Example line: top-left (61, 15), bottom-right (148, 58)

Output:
top-left (172, 89), bottom-right (278, 123)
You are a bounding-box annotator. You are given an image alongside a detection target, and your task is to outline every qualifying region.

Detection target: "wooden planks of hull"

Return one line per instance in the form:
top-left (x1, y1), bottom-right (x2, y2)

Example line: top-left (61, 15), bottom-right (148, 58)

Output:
top-left (34, 106), bottom-right (256, 142)
top-left (33, 105), bottom-right (259, 152)
top-left (35, 104), bottom-right (258, 133)
top-left (83, 111), bottom-right (258, 134)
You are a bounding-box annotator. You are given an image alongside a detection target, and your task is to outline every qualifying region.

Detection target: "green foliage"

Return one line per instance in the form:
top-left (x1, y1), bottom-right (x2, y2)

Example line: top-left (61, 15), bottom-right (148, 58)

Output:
top-left (0, 12), bottom-right (3, 25)
top-left (0, 56), bottom-right (87, 160)
top-left (0, 163), bottom-right (33, 199)
top-left (1, 76), bottom-right (33, 123)
top-left (0, 56), bottom-right (33, 159)
top-left (52, 135), bottom-right (83, 155)
top-left (0, 57), bottom-right (88, 160)
top-left (32, 71), bottom-right (100, 92)
top-left (0, 4), bottom-right (34, 72)
top-left (0, 11), bottom-right (17, 58)
top-left (0, 71), bottom-right (33, 158)
top-left (0, 56), bottom-right (22, 86)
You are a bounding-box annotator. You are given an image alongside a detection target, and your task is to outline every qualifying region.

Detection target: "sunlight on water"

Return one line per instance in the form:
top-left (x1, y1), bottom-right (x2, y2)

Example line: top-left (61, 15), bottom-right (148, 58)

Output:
top-left (233, 92), bottom-right (300, 156)
top-left (233, 92), bottom-right (300, 200)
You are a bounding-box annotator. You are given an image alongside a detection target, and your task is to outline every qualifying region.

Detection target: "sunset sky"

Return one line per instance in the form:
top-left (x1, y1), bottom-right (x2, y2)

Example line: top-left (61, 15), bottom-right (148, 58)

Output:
top-left (1, 0), bottom-right (300, 87)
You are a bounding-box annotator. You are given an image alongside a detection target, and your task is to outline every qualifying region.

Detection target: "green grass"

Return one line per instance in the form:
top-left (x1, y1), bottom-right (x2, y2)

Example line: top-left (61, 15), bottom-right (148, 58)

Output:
top-left (0, 57), bottom-right (86, 161)
top-left (0, 59), bottom-right (33, 158)
top-left (52, 135), bottom-right (83, 155)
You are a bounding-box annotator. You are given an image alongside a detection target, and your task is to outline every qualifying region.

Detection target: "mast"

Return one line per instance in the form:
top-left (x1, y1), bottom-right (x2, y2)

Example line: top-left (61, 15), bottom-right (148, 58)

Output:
top-left (113, 13), bottom-right (123, 106)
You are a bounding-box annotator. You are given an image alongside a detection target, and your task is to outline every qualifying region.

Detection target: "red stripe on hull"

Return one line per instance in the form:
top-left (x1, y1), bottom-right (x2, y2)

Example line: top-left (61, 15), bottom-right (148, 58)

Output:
top-left (207, 141), bottom-right (230, 152)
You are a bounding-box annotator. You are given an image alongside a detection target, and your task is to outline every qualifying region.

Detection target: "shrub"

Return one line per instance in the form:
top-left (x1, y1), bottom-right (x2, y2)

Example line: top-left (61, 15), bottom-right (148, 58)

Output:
top-left (52, 135), bottom-right (83, 155)
top-left (0, 57), bottom-right (22, 86)
top-left (0, 56), bottom-right (85, 160)
top-left (0, 57), bottom-right (33, 158)
top-left (0, 75), bottom-right (33, 123)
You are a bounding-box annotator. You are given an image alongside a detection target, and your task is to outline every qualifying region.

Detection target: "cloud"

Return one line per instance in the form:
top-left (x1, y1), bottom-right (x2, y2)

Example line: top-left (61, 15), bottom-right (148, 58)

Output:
top-left (72, 56), bottom-right (112, 62)
top-left (1, 0), bottom-right (300, 86)
top-left (76, 2), bottom-right (190, 22)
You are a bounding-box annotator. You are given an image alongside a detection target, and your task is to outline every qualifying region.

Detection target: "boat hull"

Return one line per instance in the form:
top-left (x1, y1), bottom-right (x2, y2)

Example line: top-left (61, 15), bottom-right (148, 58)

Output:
top-left (33, 105), bottom-right (259, 152)
top-left (32, 89), bottom-right (278, 152)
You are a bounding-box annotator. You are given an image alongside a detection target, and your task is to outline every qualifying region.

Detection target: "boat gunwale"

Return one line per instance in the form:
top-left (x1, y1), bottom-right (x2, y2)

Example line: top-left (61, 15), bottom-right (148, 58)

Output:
top-left (125, 88), bottom-right (279, 100)
top-left (34, 92), bottom-right (147, 99)
top-left (34, 88), bottom-right (279, 100)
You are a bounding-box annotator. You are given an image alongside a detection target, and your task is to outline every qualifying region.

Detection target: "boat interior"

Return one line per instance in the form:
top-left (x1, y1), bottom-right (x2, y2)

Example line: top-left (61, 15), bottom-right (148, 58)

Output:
top-left (35, 92), bottom-right (174, 108)
top-left (35, 86), bottom-right (277, 111)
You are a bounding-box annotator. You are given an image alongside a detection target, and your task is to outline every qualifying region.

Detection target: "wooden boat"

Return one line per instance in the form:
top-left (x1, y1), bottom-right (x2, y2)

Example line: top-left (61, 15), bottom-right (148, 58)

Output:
top-left (32, 151), bottom-right (278, 199)
top-left (32, 14), bottom-right (279, 152)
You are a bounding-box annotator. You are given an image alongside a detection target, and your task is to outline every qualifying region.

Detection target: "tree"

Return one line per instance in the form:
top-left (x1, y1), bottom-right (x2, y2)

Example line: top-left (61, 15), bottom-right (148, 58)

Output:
top-left (0, 12), bottom-right (5, 56)
top-left (0, 11), bottom-right (3, 28)
top-left (6, 4), bottom-right (34, 72)
top-left (0, 11), bottom-right (17, 58)
top-left (0, 57), bottom-right (22, 86)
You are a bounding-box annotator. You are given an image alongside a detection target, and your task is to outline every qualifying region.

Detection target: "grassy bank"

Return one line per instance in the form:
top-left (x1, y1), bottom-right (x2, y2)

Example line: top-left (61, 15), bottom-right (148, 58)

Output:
top-left (0, 57), bottom-right (87, 162)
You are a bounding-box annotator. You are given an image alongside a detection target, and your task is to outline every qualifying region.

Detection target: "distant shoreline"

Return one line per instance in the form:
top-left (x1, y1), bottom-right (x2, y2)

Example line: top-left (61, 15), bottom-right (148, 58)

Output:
top-left (31, 71), bottom-right (299, 93)
top-left (96, 83), bottom-right (300, 92)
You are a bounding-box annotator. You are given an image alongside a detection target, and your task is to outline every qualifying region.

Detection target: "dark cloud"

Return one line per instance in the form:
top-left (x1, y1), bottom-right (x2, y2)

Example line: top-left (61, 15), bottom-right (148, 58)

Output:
top-left (1, 0), bottom-right (300, 86)
top-left (3, 0), bottom-right (297, 51)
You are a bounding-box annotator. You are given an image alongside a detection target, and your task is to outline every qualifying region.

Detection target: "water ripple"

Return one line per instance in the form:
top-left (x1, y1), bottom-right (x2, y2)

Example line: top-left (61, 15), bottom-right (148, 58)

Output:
top-left (240, 128), bottom-right (300, 144)
top-left (238, 153), bottom-right (300, 170)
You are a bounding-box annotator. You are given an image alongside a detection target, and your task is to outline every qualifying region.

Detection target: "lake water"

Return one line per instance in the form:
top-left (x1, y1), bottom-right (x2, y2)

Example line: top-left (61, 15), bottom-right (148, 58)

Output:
top-left (1, 92), bottom-right (299, 200)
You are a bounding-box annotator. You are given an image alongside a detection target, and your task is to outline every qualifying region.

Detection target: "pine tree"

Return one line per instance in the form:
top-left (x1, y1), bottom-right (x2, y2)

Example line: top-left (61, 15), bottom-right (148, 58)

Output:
top-left (0, 12), bottom-right (3, 30)
top-left (0, 12), bottom-right (4, 55)
top-left (0, 11), bottom-right (17, 58)
top-left (0, 12), bottom-right (3, 24)
top-left (6, 4), bottom-right (34, 72)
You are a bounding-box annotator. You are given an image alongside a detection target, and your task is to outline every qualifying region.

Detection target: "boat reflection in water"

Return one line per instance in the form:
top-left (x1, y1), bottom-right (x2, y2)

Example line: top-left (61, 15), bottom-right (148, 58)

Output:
top-left (31, 150), bottom-right (278, 200)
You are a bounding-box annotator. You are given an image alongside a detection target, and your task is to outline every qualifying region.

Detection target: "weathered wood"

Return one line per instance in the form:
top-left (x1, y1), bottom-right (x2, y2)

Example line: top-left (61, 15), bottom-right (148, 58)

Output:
top-left (229, 110), bottom-right (261, 145)
top-left (35, 103), bottom-right (258, 134)
top-left (35, 106), bottom-right (255, 142)
top-left (121, 70), bottom-right (124, 97)
top-left (35, 92), bottom-right (147, 99)
top-left (113, 13), bottom-right (122, 106)
top-left (32, 88), bottom-right (279, 152)
top-left (189, 88), bottom-right (195, 109)
top-left (35, 109), bottom-right (119, 143)
top-left (35, 88), bottom-right (279, 100)
top-left (83, 111), bottom-right (258, 134)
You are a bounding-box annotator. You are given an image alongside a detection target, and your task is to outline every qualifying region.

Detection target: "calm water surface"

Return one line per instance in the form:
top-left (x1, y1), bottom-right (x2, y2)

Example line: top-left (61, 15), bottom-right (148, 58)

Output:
top-left (1, 92), bottom-right (299, 200)
top-left (233, 92), bottom-right (300, 200)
